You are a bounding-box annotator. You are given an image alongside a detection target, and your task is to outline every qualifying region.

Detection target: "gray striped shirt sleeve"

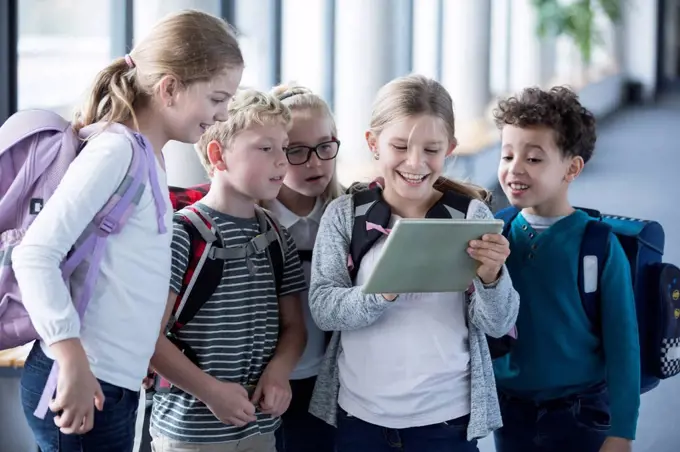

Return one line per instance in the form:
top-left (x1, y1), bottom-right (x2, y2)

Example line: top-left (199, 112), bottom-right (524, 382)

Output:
top-left (169, 221), bottom-right (191, 294)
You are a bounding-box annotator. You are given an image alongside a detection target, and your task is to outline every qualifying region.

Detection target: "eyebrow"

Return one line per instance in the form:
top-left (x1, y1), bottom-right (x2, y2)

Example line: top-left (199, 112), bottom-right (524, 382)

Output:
top-left (526, 144), bottom-right (546, 152)
top-left (289, 135), bottom-right (333, 146)
top-left (212, 90), bottom-right (233, 98)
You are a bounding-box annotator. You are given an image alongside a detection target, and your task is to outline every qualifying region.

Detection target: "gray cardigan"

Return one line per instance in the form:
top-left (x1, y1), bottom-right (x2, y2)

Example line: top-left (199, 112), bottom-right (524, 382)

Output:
top-left (307, 193), bottom-right (520, 441)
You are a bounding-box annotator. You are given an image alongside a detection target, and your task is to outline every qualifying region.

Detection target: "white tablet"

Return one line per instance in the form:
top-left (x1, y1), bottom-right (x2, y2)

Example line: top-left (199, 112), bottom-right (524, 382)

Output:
top-left (361, 218), bottom-right (504, 294)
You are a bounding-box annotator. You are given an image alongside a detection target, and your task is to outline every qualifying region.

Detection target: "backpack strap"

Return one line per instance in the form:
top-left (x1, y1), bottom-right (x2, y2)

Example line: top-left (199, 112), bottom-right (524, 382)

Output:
top-left (349, 187), bottom-right (389, 280)
top-left (170, 206), bottom-right (223, 331)
top-left (35, 124), bottom-right (167, 420)
top-left (429, 190), bottom-right (470, 219)
top-left (297, 249), bottom-right (314, 262)
top-left (579, 220), bottom-right (612, 335)
top-left (258, 207), bottom-right (287, 294)
top-left (495, 206), bottom-right (521, 237)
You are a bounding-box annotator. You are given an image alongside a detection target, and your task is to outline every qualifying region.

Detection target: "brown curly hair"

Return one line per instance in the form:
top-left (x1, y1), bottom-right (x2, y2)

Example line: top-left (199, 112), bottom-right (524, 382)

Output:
top-left (492, 86), bottom-right (597, 163)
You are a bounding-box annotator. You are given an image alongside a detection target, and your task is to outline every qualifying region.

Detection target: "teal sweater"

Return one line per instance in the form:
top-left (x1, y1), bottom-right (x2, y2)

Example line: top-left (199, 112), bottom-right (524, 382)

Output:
top-left (494, 210), bottom-right (640, 439)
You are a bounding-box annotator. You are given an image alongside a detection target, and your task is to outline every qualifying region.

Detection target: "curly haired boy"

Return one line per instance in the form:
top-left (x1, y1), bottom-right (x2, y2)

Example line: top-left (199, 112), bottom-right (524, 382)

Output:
top-left (492, 86), bottom-right (639, 452)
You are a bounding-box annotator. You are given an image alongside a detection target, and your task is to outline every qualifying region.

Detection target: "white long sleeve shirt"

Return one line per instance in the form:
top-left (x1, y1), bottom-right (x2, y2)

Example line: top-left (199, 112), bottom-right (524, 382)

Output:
top-left (12, 131), bottom-right (173, 391)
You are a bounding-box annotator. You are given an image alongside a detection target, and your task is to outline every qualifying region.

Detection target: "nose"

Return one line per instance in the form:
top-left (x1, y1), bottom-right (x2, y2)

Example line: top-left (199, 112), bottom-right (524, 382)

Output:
top-left (214, 105), bottom-right (229, 122)
top-left (508, 158), bottom-right (525, 175)
top-left (405, 148), bottom-right (423, 168)
top-left (276, 147), bottom-right (289, 168)
top-left (306, 150), bottom-right (322, 167)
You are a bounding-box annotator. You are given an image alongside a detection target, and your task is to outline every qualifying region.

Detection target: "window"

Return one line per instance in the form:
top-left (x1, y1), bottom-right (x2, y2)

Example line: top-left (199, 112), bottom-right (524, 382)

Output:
top-left (280, 0), bottom-right (333, 101)
top-left (234, 0), bottom-right (279, 90)
top-left (18, 0), bottom-right (113, 117)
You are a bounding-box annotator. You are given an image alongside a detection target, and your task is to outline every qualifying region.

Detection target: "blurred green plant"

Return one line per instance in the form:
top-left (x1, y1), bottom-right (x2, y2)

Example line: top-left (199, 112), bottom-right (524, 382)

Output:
top-left (532, 0), bottom-right (623, 64)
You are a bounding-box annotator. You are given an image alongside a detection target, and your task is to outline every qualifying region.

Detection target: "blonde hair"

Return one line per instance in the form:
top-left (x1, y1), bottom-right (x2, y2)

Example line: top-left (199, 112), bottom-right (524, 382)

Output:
top-left (74, 10), bottom-right (243, 133)
top-left (196, 88), bottom-right (292, 175)
top-left (270, 82), bottom-right (344, 205)
top-left (370, 74), bottom-right (490, 202)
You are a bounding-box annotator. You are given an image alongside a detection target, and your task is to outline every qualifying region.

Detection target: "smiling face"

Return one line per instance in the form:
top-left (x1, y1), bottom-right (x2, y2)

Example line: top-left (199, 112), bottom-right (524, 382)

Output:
top-left (282, 110), bottom-right (338, 198)
top-left (498, 124), bottom-right (583, 216)
top-left (164, 66), bottom-right (244, 144)
top-left (367, 114), bottom-right (454, 205)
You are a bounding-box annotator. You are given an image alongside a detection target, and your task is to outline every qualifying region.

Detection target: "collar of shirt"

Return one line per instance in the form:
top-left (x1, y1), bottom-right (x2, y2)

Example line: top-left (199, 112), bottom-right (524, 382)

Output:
top-left (265, 197), bottom-right (324, 229)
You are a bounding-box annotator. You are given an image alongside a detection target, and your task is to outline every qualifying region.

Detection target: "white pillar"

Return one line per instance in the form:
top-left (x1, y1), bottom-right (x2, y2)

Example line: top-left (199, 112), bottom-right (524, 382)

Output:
top-left (411, 0), bottom-right (441, 81)
top-left (441, 0), bottom-right (491, 121)
top-left (234, 0), bottom-right (278, 91)
top-left (440, 0), bottom-right (492, 153)
top-left (133, 0), bottom-right (220, 188)
top-left (622, 0), bottom-right (660, 101)
top-left (489, 0), bottom-right (512, 95)
top-left (333, 0), bottom-right (397, 186)
top-left (281, 0), bottom-right (332, 98)
top-left (508, 0), bottom-right (555, 92)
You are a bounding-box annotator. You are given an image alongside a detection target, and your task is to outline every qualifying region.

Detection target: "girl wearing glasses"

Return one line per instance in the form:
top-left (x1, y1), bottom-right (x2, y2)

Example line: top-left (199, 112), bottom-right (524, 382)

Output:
top-left (264, 83), bottom-right (343, 452)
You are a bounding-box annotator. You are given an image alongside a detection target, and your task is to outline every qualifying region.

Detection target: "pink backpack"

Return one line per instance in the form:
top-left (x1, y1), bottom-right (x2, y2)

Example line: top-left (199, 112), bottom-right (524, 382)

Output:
top-left (0, 109), bottom-right (167, 418)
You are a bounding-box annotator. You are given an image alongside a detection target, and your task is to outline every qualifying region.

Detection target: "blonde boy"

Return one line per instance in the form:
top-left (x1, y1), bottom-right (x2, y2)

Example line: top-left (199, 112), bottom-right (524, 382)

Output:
top-left (149, 89), bottom-right (307, 452)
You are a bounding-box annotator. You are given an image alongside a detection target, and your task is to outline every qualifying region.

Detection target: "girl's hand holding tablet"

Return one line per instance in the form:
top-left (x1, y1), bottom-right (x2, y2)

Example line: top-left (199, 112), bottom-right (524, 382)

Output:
top-left (467, 233), bottom-right (511, 285)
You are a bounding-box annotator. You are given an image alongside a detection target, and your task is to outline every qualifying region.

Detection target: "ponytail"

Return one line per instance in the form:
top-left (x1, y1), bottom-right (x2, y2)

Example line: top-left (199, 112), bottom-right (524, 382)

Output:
top-left (73, 10), bottom-right (244, 135)
top-left (433, 176), bottom-right (491, 205)
top-left (74, 57), bottom-right (140, 133)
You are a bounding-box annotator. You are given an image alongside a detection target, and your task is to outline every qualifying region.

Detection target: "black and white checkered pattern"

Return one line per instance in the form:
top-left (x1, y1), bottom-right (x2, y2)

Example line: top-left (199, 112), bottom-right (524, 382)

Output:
top-left (660, 337), bottom-right (680, 378)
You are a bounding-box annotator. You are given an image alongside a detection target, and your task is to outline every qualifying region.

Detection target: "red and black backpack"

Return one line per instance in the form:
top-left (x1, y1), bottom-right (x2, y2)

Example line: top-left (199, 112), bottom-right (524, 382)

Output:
top-left (154, 184), bottom-right (287, 393)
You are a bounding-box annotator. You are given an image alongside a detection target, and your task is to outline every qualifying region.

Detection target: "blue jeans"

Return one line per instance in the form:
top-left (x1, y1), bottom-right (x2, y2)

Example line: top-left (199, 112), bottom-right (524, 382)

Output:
top-left (275, 376), bottom-right (336, 452)
top-left (336, 408), bottom-right (478, 452)
top-left (20, 342), bottom-right (139, 452)
top-left (494, 383), bottom-right (610, 452)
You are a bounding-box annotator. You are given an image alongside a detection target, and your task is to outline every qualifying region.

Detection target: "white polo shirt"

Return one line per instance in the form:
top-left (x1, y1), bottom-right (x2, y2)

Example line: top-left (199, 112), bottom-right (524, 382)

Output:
top-left (265, 197), bottom-right (326, 380)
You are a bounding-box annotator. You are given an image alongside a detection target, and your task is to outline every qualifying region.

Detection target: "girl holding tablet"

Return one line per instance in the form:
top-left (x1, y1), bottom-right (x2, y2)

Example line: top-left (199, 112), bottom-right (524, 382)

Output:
top-left (307, 74), bottom-right (520, 452)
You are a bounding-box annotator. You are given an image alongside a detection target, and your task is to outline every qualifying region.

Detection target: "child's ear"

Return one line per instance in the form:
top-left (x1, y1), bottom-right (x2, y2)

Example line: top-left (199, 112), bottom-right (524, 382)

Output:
top-left (158, 75), bottom-right (180, 107)
top-left (365, 130), bottom-right (378, 157)
top-left (565, 155), bottom-right (584, 183)
top-left (446, 137), bottom-right (458, 157)
top-left (207, 140), bottom-right (227, 172)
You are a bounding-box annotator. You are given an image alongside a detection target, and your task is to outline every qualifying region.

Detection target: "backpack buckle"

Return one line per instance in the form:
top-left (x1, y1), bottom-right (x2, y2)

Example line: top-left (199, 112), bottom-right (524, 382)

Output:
top-left (98, 217), bottom-right (118, 234)
top-left (247, 234), bottom-right (269, 255)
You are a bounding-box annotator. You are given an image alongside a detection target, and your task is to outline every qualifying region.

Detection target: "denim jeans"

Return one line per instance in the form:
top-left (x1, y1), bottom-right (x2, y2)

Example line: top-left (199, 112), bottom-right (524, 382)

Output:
top-left (20, 342), bottom-right (139, 452)
top-left (275, 376), bottom-right (336, 452)
top-left (336, 408), bottom-right (478, 452)
top-left (493, 383), bottom-right (610, 452)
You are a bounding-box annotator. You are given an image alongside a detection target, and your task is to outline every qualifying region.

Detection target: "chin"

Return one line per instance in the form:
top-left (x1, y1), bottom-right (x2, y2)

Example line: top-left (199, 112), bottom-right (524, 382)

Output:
top-left (258, 188), bottom-right (283, 202)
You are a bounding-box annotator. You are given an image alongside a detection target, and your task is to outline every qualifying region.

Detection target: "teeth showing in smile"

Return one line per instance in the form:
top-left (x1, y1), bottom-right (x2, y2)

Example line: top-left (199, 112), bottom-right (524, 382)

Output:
top-left (397, 171), bottom-right (428, 183)
top-left (509, 183), bottom-right (529, 191)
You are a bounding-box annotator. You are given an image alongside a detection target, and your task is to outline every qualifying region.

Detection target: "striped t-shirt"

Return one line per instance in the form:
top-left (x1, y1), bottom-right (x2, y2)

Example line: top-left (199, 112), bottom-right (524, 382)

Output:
top-left (150, 202), bottom-right (307, 443)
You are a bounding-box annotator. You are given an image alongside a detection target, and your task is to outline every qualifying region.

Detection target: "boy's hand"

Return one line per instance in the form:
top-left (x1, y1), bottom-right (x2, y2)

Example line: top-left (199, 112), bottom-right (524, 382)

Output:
top-left (468, 233), bottom-right (510, 284)
top-left (49, 341), bottom-right (105, 435)
top-left (204, 380), bottom-right (257, 427)
top-left (251, 361), bottom-right (292, 417)
top-left (599, 437), bottom-right (632, 452)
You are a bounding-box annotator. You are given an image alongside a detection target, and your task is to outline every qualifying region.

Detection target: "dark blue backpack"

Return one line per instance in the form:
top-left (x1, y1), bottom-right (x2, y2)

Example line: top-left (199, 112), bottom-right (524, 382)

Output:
top-left (496, 206), bottom-right (680, 394)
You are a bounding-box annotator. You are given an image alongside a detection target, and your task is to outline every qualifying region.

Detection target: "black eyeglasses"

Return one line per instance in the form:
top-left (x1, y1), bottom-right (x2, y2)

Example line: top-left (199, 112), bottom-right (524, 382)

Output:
top-left (285, 139), bottom-right (340, 165)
